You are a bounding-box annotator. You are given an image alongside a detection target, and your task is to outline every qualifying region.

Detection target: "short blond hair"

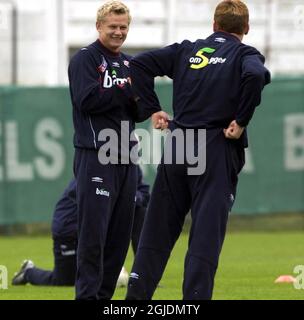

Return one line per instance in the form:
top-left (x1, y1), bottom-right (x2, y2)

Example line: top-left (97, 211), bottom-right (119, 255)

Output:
top-left (214, 0), bottom-right (249, 34)
top-left (96, 1), bottom-right (131, 25)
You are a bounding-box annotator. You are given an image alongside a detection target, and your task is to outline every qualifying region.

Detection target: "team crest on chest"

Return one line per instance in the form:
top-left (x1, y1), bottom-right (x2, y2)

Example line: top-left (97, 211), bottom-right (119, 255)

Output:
top-left (98, 56), bottom-right (107, 73)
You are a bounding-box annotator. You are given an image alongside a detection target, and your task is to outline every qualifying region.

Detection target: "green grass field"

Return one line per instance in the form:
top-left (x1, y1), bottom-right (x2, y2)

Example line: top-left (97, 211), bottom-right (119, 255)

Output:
top-left (0, 232), bottom-right (304, 300)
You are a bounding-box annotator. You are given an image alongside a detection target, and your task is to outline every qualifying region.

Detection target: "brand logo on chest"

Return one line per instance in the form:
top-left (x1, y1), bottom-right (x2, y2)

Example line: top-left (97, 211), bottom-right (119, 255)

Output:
top-left (103, 70), bottom-right (128, 88)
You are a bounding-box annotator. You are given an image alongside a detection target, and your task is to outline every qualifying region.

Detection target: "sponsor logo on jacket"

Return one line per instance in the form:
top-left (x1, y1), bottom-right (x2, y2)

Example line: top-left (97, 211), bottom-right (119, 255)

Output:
top-left (103, 70), bottom-right (128, 88)
top-left (189, 47), bottom-right (226, 69)
top-left (214, 37), bottom-right (226, 43)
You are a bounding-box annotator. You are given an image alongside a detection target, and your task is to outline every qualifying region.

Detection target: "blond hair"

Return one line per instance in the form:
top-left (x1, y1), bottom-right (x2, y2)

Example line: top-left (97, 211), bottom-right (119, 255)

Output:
top-left (96, 1), bottom-right (131, 25)
top-left (214, 0), bottom-right (249, 34)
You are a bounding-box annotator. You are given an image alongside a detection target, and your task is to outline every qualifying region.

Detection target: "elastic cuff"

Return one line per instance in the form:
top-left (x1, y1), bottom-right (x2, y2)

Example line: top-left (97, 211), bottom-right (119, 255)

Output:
top-left (235, 119), bottom-right (247, 127)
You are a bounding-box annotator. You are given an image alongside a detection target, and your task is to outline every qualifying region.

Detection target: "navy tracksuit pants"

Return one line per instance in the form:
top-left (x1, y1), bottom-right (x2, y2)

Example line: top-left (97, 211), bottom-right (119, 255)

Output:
top-left (131, 206), bottom-right (146, 255)
top-left (74, 148), bottom-right (137, 300)
top-left (25, 237), bottom-right (77, 286)
top-left (24, 207), bottom-right (145, 287)
top-left (126, 128), bottom-right (245, 300)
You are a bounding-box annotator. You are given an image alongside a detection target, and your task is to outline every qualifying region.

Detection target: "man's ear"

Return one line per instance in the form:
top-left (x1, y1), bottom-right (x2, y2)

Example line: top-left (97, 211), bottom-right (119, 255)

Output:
top-left (96, 22), bottom-right (100, 32)
top-left (244, 23), bottom-right (249, 35)
top-left (213, 21), bottom-right (219, 32)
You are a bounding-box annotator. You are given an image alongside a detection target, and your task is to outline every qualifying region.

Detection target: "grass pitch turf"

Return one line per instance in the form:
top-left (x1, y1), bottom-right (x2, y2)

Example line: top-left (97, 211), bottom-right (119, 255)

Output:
top-left (0, 232), bottom-right (303, 300)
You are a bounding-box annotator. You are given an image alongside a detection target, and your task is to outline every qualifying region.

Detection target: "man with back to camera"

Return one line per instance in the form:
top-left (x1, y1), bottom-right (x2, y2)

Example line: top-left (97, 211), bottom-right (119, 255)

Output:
top-left (126, 0), bottom-right (271, 300)
top-left (68, 1), bottom-right (138, 300)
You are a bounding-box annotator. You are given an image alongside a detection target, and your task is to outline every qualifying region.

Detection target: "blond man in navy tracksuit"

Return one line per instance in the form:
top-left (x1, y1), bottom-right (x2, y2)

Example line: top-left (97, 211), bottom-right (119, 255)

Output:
top-left (126, 0), bottom-right (271, 300)
top-left (68, 1), bottom-right (138, 300)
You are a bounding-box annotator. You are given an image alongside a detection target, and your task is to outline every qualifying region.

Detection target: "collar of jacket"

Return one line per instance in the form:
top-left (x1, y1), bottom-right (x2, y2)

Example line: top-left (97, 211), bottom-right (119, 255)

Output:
top-left (209, 31), bottom-right (241, 43)
top-left (92, 39), bottom-right (121, 58)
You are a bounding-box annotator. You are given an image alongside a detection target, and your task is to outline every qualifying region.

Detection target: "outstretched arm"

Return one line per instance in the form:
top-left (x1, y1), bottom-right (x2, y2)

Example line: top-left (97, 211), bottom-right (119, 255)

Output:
top-left (130, 43), bottom-right (179, 122)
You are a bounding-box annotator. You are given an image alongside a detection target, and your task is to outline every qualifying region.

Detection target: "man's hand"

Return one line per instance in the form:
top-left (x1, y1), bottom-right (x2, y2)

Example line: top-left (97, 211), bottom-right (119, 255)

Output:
top-left (223, 120), bottom-right (244, 139)
top-left (152, 111), bottom-right (170, 130)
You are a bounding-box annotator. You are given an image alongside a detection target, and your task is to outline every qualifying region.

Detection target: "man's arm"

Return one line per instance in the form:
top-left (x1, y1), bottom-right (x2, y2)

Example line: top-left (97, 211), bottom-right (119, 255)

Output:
top-left (235, 53), bottom-right (271, 127)
top-left (130, 43), bottom-right (178, 122)
top-left (224, 52), bottom-right (270, 140)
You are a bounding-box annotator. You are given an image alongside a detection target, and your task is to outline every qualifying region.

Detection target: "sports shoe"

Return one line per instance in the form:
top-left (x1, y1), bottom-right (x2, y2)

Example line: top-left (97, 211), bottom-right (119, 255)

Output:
top-left (11, 260), bottom-right (35, 285)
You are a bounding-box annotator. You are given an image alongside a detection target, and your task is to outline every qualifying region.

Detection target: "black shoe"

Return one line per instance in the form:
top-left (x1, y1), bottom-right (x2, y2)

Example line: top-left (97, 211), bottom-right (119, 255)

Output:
top-left (12, 260), bottom-right (34, 285)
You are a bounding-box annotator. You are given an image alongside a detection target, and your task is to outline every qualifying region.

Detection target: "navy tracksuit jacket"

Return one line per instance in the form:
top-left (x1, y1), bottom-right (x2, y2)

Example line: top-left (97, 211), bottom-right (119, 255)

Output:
top-left (24, 167), bottom-right (150, 286)
top-left (126, 31), bottom-right (271, 300)
top-left (68, 40), bottom-right (138, 300)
